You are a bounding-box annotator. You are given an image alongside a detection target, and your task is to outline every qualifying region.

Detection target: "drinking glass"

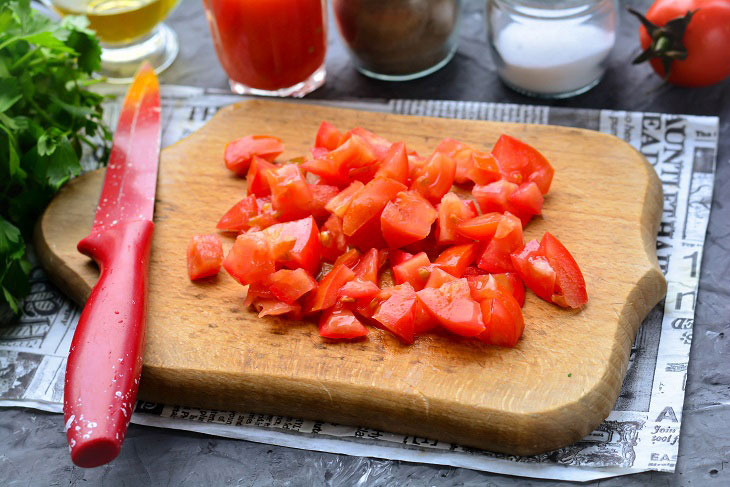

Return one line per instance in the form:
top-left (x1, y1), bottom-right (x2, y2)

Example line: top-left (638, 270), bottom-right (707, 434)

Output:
top-left (202, 0), bottom-right (327, 97)
top-left (50, 0), bottom-right (180, 83)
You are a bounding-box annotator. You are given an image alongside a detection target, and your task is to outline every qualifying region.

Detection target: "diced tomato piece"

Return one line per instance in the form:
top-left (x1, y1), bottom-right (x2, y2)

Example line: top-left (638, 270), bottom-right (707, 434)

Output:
top-left (508, 182), bottom-right (543, 217)
top-left (491, 134), bottom-right (554, 194)
top-left (262, 216), bottom-right (322, 275)
top-left (302, 135), bottom-right (378, 186)
top-left (306, 264), bottom-right (356, 312)
top-left (353, 248), bottom-right (379, 283)
top-left (216, 195), bottom-right (259, 233)
top-left (375, 142), bottom-right (409, 184)
top-left (380, 191), bottom-right (437, 248)
top-left (187, 234), bottom-right (223, 280)
top-left (315, 121), bottom-right (343, 151)
top-left (325, 181), bottom-right (365, 219)
top-left (412, 300), bottom-right (438, 335)
top-left (247, 197), bottom-right (279, 231)
top-left (344, 127), bottom-right (393, 160)
top-left (407, 153), bottom-right (427, 182)
top-left (346, 211), bottom-right (388, 251)
top-left (434, 243), bottom-right (478, 278)
top-left (253, 298), bottom-right (301, 318)
top-left (416, 279), bottom-right (485, 337)
top-left (425, 267), bottom-right (458, 288)
top-left (456, 212), bottom-right (502, 242)
top-left (223, 232), bottom-right (275, 285)
top-left (411, 151), bottom-right (456, 204)
top-left (268, 268), bottom-right (318, 304)
top-left (389, 250), bottom-right (414, 267)
top-left (319, 304), bottom-right (368, 339)
top-left (510, 239), bottom-right (556, 303)
top-left (309, 184), bottom-right (340, 222)
top-left (472, 180), bottom-right (518, 215)
top-left (540, 232), bottom-right (588, 308)
top-left (436, 192), bottom-right (477, 245)
top-left (392, 252), bottom-right (431, 291)
top-left (435, 138), bottom-right (476, 185)
top-left (320, 214), bottom-right (347, 263)
top-left (225, 135), bottom-right (283, 175)
top-left (477, 213), bottom-right (523, 273)
top-left (493, 272), bottom-right (525, 307)
top-left (478, 291), bottom-right (524, 347)
top-left (310, 147), bottom-right (329, 160)
top-left (333, 248), bottom-right (361, 268)
top-left (342, 177), bottom-right (407, 236)
top-left (243, 280), bottom-right (274, 308)
top-left (348, 163), bottom-right (379, 185)
top-left (466, 151), bottom-right (501, 185)
top-left (339, 279), bottom-right (381, 300)
top-left (462, 266), bottom-right (487, 277)
top-left (466, 273), bottom-right (524, 306)
top-left (372, 282), bottom-right (417, 343)
top-left (245, 156), bottom-right (276, 197)
top-left (265, 164), bottom-right (314, 221)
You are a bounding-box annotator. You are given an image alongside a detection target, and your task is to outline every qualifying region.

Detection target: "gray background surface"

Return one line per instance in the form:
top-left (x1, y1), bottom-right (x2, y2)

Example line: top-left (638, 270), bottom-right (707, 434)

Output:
top-left (2, 0), bottom-right (729, 485)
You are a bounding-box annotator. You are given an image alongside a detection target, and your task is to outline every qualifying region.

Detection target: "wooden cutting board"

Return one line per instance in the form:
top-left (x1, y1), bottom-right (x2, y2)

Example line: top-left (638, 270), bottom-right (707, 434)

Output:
top-left (34, 100), bottom-right (666, 455)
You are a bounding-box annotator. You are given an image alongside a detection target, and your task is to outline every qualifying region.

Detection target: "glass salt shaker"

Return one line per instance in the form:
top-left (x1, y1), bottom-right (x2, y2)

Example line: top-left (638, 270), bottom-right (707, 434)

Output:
top-left (486, 0), bottom-right (617, 98)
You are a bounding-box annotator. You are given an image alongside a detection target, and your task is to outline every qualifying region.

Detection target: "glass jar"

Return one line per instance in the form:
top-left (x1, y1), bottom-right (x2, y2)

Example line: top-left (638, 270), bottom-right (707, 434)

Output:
top-left (486, 0), bottom-right (617, 98)
top-left (333, 0), bottom-right (462, 81)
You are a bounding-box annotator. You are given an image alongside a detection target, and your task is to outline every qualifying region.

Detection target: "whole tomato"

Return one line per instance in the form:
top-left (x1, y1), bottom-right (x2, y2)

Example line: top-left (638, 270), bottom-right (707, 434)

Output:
top-left (631, 0), bottom-right (730, 87)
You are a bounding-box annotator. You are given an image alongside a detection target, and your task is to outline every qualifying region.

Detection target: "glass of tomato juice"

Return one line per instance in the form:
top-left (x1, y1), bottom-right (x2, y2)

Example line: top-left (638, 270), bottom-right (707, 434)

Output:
top-left (202, 0), bottom-right (327, 97)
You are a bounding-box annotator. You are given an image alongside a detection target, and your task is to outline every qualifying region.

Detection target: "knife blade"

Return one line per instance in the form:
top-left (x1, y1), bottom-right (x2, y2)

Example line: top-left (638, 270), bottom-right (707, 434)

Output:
top-left (64, 64), bottom-right (161, 468)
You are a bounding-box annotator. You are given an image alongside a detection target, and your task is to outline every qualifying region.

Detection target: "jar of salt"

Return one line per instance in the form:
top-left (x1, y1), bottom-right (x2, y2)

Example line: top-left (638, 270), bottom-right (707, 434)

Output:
top-left (487, 0), bottom-right (617, 98)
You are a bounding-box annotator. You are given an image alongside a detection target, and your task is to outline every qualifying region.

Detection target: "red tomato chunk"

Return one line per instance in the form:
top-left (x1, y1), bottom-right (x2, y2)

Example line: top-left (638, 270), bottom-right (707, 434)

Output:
top-left (187, 234), bottom-right (223, 280)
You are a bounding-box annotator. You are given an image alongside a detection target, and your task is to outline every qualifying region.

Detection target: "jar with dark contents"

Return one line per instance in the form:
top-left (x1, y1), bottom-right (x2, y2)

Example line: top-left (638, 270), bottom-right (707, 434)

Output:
top-left (333, 0), bottom-right (462, 81)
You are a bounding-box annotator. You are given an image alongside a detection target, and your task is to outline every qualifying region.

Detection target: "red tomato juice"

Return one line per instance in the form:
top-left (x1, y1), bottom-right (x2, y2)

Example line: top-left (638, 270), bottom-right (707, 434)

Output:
top-left (203, 0), bottom-right (326, 91)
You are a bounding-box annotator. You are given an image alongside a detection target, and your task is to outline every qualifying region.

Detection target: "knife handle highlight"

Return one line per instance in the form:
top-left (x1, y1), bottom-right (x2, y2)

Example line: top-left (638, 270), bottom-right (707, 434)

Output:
top-left (64, 220), bottom-right (154, 468)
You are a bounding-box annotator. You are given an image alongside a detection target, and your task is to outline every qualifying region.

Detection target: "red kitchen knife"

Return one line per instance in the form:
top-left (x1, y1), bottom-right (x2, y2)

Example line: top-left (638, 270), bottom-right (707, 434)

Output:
top-left (64, 64), bottom-right (161, 468)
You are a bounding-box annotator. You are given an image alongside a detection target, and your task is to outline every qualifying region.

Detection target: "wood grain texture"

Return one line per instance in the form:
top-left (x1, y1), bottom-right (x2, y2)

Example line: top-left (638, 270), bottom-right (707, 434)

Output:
top-left (34, 100), bottom-right (666, 455)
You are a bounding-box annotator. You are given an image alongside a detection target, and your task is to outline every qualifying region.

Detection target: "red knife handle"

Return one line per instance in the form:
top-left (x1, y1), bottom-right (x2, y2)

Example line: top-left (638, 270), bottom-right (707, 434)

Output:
top-left (64, 220), bottom-right (154, 468)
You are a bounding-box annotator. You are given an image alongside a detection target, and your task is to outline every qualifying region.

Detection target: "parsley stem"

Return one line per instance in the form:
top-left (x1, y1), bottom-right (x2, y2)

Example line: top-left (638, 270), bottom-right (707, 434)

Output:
top-left (26, 98), bottom-right (64, 130)
top-left (9, 50), bottom-right (36, 72)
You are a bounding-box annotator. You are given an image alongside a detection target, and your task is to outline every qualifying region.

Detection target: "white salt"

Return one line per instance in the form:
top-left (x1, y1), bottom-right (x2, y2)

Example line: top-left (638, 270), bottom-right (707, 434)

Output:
top-left (495, 21), bottom-right (615, 95)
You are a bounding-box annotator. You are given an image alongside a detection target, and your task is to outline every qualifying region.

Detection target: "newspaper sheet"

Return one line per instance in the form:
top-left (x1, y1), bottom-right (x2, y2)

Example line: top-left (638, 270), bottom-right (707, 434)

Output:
top-left (0, 86), bottom-right (719, 481)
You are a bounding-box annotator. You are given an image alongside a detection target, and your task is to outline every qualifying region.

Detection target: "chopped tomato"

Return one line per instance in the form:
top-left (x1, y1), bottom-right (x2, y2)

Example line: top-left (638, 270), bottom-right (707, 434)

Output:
top-left (333, 248), bottom-right (361, 268)
top-left (225, 135), bottom-right (283, 175)
top-left (434, 243), bottom-right (478, 278)
top-left (462, 266), bottom-right (487, 277)
top-left (344, 127), bottom-right (393, 160)
top-left (472, 179), bottom-right (518, 215)
top-left (493, 272), bottom-right (525, 307)
top-left (247, 197), bottom-right (279, 231)
top-left (372, 282), bottom-right (417, 343)
top-left (306, 264), bottom-right (356, 312)
top-left (302, 135), bottom-right (377, 186)
top-left (268, 268), bottom-right (318, 304)
top-left (339, 279), bottom-right (380, 300)
top-left (491, 134), bottom-right (554, 194)
top-left (320, 214), bottom-right (347, 262)
top-left (342, 177), bottom-right (407, 236)
top-left (392, 251), bottom-right (431, 291)
top-left (456, 212), bottom-right (502, 241)
top-left (309, 184), bottom-right (340, 222)
top-left (510, 239), bottom-right (556, 304)
top-left (407, 153), bottom-right (427, 182)
top-left (416, 279), bottom-right (485, 337)
top-left (466, 273), bottom-right (524, 307)
top-left (436, 192), bottom-right (477, 245)
top-left (375, 142), bottom-right (409, 184)
top-left (314, 121), bottom-right (342, 151)
top-left (216, 195), bottom-right (259, 233)
top-left (540, 232), bottom-right (588, 308)
top-left (507, 182), bottom-right (544, 219)
top-left (435, 138), bottom-right (475, 184)
top-left (381, 191), bottom-right (437, 248)
top-left (262, 216), bottom-right (322, 275)
top-left (478, 290), bottom-right (524, 347)
top-left (346, 210), bottom-right (389, 251)
top-left (353, 248), bottom-right (379, 283)
top-left (319, 304), bottom-right (368, 339)
top-left (244, 280), bottom-right (274, 308)
top-left (411, 151), bottom-right (456, 203)
top-left (412, 300), bottom-right (438, 335)
top-left (253, 298), bottom-right (301, 318)
top-left (223, 232), bottom-right (275, 285)
top-left (265, 164), bottom-right (314, 221)
top-left (466, 151), bottom-right (501, 185)
top-left (187, 234), bottom-right (223, 280)
top-left (325, 181), bottom-right (365, 218)
top-left (477, 212), bottom-right (523, 273)
top-left (425, 267), bottom-right (458, 288)
top-left (389, 250), bottom-right (414, 267)
top-left (245, 156), bottom-right (276, 197)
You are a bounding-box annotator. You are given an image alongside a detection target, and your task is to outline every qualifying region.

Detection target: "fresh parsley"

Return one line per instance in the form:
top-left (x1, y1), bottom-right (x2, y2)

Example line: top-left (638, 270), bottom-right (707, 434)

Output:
top-left (0, 0), bottom-right (110, 314)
